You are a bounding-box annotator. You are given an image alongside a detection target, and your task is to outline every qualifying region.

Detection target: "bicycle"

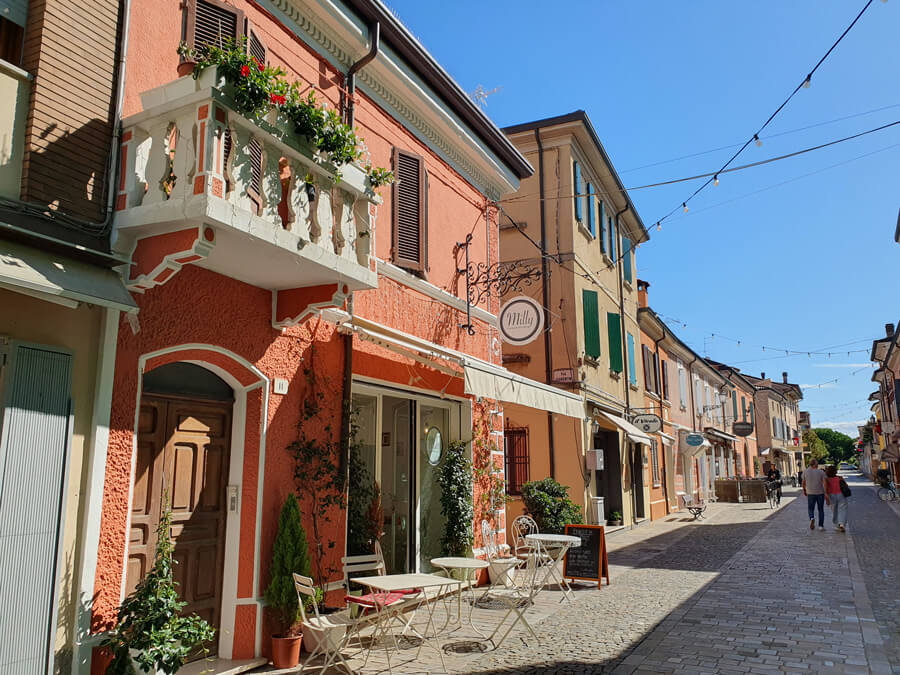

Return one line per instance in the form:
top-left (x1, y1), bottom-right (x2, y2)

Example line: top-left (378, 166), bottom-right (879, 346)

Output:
top-left (765, 481), bottom-right (780, 509)
top-left (877, 481), bottom-right (898, 502)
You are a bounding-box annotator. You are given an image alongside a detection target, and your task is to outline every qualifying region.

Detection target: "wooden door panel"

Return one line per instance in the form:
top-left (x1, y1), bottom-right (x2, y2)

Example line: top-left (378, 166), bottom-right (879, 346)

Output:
top-left (131, 395), bottom-right (232, 655)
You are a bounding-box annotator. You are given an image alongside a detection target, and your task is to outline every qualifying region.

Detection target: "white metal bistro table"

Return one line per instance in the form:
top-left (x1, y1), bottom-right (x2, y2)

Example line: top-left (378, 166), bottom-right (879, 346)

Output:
top-left (351, 572), bottom-right (462, 673)
top-left (524, 532), bottom-right (581, 600)
top-left (430, 556), bottom-right (490, 637)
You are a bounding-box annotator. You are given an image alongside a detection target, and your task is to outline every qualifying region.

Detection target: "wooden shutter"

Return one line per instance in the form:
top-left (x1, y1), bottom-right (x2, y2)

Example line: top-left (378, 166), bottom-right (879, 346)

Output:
top-left (598, 200), bottom-right (607, 252)
top-left (247, 137), bottom-right (262, 213)
top-left (652, 352), bottom-right (660, 395)
top-left (622, 236), bottom-right (632, 283)
top-left (504, 427), bottom-right (529, 496)
top-left (627, 333), bottom-right (637, 385)
top-left (607, 312), bottom-right (623, 373)
top-left (642, 345), bottom-right (652, 389)
top-left (186, 0), bottom-right (244, 53)
top-left (609, 217), bottom-right (617, 261)
top-left (246, 24), bottom-right (267, 64)
top-left (586, 183), bottom-right (595, 236)
top-left (392, 148), bottom-right (426, 271)
top-left (582, 290), bottom-right (601, 359)
top-left (742, 397), bottom-right (747, 421)
top-left (732, 392), bottom-right (738, 420)
top-left (662, 360), bottom-right (670, 400)
top-left (573, 160), bottom-right (583, 222)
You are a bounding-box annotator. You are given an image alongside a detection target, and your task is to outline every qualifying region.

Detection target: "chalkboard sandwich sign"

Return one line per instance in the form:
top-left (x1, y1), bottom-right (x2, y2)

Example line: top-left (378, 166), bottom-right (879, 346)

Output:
top-left (563, 524), bottom-right (610, 587)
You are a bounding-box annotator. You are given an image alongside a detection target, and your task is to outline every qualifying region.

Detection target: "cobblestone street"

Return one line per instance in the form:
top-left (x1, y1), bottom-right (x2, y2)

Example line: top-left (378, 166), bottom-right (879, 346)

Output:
top-left (300, 472), bottom-right (900, 674)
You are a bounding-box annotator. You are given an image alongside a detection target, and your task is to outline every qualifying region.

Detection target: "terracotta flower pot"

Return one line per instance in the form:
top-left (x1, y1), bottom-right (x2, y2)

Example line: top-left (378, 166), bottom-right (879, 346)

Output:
top-left (271, 634), bottom-right (302, 669)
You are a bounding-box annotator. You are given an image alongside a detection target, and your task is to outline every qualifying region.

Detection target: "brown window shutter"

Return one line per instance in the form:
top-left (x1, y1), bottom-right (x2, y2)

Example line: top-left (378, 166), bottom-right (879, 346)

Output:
top-left (642, 345), bottom-right (652, 390)
top-left (246, 23), bottom-right (267, 64)
top-left (186, 0), bottom-right (245, 54)
top-left (247, 137), bottom-right (262, 213)
top-left (392, 148), bottom-right (426, 271)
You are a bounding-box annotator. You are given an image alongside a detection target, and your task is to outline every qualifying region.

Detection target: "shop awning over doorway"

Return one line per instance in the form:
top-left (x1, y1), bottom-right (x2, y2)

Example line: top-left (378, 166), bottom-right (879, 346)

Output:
top-left (705, 428), bottom-right (738, 443)
top-left (598, 411), bottom-right (652, 446)
top-left (0, 239), bottom-right (137, 312)
top-left (332, 314), bottom-right (584, 418)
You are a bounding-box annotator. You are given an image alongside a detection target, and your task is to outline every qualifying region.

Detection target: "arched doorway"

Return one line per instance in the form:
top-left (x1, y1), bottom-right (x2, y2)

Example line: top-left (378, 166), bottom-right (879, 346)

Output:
top-left (127, 362), bottom-right (234, 654)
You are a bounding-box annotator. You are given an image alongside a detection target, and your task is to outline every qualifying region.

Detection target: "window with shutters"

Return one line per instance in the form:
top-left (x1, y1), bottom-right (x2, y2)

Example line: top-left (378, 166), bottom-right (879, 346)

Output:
top-left (598, 200), bottom-right (607, 253)
top-left (662, 360), bottom-right (670, 400)
top-left (627, 333), bottom-right (637, 385)
top-left (652, 352), bottom-right (660, 395)
top-left (742, 396), bottom-right (747, 421)
top-left (573, 160), bottom-right (583, 222)
top-left (504, 426), bottom-right (529, 496)
top-left (246, 25), bottom-right (267, 64)
top-left (650, 439), bottom-right (660, 486)
top-left (392, 148), bottom-right (427, 272)
top-left (585, 182), bottom-right (595, 237)
top-left (622, 236), bottom-right (632, 283)
top-left (607, 313), bottom-right (623, 373)
top-left (582, 290), bottom-right (601, 359)
top-left (185, 0), bottom-right (244, 55)
top-left (678, 361), bottom-right (687, 408)
top-left (609, 217), bottom-right (617, 262)
top-left (642, 345), bottom-right (654, 391)
top-left (732, 391), bottom-right (738, 421)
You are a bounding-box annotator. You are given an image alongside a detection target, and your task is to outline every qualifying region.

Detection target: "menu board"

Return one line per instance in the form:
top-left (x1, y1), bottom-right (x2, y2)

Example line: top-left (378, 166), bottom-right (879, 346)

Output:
top-left (562, 524), bottom-right (610, 587)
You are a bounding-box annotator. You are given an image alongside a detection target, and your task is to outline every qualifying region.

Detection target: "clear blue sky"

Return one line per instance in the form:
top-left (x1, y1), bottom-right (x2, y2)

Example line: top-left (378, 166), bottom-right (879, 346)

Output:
top-left (386, 0), bottom-right (899, 436)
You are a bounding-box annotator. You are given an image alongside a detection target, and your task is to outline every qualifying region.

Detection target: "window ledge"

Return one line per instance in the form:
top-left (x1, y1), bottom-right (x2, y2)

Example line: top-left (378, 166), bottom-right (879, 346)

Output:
top-left (577, 221), bottom-right (595, 241)
top-left (583, 355), bottom-right (600, 368)
top-left (623, 279), bottom-right (634, 292)
top-left (647, 391), bottom-right (661, 402)
top-left (609, 370), bottom-right (622, 380)
top-left (629, 383), bottom-right (639, 392)
top-left (602, 253), bottom-right (614, 268)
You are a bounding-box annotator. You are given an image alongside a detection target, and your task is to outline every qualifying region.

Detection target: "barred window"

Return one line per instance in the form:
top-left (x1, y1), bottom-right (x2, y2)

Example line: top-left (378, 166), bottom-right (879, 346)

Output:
top-left (504, 426), bottom-right (529, 496)
top-left (650, 439), bottom-right (661, 486)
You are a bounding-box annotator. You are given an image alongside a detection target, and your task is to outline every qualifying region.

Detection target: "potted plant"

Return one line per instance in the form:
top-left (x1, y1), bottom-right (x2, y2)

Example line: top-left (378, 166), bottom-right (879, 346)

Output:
top-left (263, 494), bottom-right (313, 668)
top-left (608, 511), bottom-right (623, 527)
top-left (102, 502), bottom-right (215, 674)
top-left (520, 477), bottom-right (584, 534)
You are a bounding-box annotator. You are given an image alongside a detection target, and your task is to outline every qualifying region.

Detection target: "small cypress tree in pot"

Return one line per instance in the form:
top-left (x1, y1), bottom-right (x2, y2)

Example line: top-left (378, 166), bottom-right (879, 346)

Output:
top-left (264, 493), bottom-right (312, 668)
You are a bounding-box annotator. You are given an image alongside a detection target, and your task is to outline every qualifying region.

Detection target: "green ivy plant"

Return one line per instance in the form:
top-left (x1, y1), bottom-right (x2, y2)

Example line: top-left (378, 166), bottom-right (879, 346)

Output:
top-left (346, 428), bottom-right (383, 556)
top-left (436, 440), bottom-right (474, 556)
top-left (263, 494), bottom-right (316, 637)
top-left (177, 39), bottom-right (393, 185)
top-left (472, 436), bottom-right (510, 522)
top-left (520, 477), bottom-right (584, 535)
top-left (102, 501), bottom-right (215, 674)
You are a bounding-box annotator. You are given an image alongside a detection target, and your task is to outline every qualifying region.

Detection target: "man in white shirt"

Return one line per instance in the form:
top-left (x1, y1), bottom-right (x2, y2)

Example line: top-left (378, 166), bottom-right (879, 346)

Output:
top-left (802, 459), bottom-right (827, 531)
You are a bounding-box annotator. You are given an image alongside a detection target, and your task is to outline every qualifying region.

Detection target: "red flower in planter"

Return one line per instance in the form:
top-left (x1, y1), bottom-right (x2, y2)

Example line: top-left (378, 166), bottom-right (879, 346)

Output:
top-left (270, 93), bottom-right (286, 105)
top-left (240, 65), bottom-right (250, 77)
top-left (257, 61), bottom-right (265, 72)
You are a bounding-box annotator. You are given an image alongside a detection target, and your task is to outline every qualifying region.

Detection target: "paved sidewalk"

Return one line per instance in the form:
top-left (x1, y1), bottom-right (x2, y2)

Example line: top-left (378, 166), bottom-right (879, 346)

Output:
top-left (258, 478), bottom-right (899, 673)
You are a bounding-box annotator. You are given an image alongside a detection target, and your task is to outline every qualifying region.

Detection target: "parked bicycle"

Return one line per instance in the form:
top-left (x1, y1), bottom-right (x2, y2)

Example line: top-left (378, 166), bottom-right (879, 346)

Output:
top-left (877, 480), bottom-right (898, 502)
top-left (765, 480), bottom-right (780, 509)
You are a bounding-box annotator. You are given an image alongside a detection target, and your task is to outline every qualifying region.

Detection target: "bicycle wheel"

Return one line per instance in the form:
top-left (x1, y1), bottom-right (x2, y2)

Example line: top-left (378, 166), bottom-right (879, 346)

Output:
top-left (878, 488), bottom-right (892, 501)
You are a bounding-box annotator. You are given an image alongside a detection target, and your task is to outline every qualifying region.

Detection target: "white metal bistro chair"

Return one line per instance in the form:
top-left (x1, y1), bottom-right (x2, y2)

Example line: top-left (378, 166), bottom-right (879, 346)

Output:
top-left (478, 520), bottom-right (522, 601)
top-left (511, 514), bottom-right (539, 560)
top-left (485, 534), bottom-right (540, 649)
top-left (293, 573), bottom-right (355, 673)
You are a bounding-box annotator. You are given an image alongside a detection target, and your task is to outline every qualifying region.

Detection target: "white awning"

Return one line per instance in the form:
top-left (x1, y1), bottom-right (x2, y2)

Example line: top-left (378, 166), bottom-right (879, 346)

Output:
top-left (705, 428), bottom-right (738, 443)
top-left (0, 239), bottom-right (137, 312)
top-left (599, 411), bottom-right (652, 446)
top-left (759, 447), bottom-right (771, 456)
top-left (336, 315), bottom-right (584, 418)
top-left (658, 431), bottom-right (676, 446)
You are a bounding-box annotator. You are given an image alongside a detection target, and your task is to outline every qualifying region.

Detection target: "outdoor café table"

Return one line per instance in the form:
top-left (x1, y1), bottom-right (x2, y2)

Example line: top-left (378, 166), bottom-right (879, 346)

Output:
top-left (524, 532), bottom-right (581, 600)
top-left (350, 572), bottom-right (462, 673)
top-left (430, 556), bottom-right (490, 637)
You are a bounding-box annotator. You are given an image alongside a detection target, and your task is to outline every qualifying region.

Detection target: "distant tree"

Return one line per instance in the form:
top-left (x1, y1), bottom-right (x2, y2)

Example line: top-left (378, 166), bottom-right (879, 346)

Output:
top-left (813, 428), bottom-right (856, 463)
top-left (802, 430), bottom-right (829, 463)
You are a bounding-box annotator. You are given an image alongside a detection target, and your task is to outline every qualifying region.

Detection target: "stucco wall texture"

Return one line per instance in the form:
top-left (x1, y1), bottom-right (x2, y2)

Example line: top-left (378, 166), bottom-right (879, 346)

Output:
top-left (94, 0), bottom-right (509, 663)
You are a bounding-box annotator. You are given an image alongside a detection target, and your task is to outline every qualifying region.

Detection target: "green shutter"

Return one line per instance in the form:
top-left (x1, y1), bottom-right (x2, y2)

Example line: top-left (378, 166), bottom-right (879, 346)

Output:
top-left (627, 333), bottom-right (637, 384)
top-left (742, 397), bottom-right (747, 422)
top-left (573, 160), bottom-right (583, 222)
top-left (622, 236), bottom-right (632, 283)
top-left (609, 217), bottom-right (617, 261)
top-left (586, 183), bottom-right (595, 236)
top-left (582, 290), bottom-right (601, 358)
top-left (607, 312), bottom-right (623, 373)
top-left (732, 392), bottom-right (738, 420)
top-left (749, 401), bottom-right (754, 422)
top-left (599, 201), bottom-right (607, 252)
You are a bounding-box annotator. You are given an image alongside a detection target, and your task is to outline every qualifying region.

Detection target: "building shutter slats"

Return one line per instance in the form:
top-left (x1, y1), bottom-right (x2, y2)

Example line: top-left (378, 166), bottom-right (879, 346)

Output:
top-left (652, 352), bottom-right (660, 395)
top-left (598, 200), bottom-right (607, 252)
top-left (247, 26), bottom-right (267, 64)
top-left (622, 236), bottom-right (632, 283)
top-left (586, 182), bottom-right (595, 236)
top-left (582, 290), bottom-right (601, 359)
top-left (504, 427), bottom-right (529, 496)
top-left (627, 333), bottom-right (637, 385)
top-left (609, 217), bottom-right (617, 262)
top-left (642, 345), bottom-right (652, 390)
top-left (607, 313), bottom-right (623, 373)
top-left (247, 137), bottom-right (262, 199)
top-left (662, 360), bottom-right (669, 400)
top-left (573, 160), bottom-right (583, 222)
top-left (191, 0), bottom-right (243, 52)
top-left (392, 149), bottom-right (426, 271)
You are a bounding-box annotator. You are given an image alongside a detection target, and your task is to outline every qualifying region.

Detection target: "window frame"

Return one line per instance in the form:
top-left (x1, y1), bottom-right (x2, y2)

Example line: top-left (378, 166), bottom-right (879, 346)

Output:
top-left (391, 147), bottom-right (428, 272)
top-left (184, 0), bottom-right (245, 57)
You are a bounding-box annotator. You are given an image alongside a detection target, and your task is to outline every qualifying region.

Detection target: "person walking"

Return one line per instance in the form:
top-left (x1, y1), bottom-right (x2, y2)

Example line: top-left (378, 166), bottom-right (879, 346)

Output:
top-left (802, 459), bottom-right (827, 530)
top-left (825, 465), bottom-right (849, 532)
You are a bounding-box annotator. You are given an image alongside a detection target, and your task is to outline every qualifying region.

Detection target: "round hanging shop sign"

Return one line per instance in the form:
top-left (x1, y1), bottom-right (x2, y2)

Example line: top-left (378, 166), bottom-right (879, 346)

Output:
top-left (498, 296), bottom-right (544, 345)
top-left (685, 433), bottom-right (705, 447)
top-left (632, 413), bottom-right (662, 434)
top-left (733, 421), bottom-right (754, 437)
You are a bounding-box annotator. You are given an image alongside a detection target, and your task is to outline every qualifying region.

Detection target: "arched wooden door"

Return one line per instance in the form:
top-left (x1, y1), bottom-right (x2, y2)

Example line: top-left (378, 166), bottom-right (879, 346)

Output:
top-left (127, 393), bottom-right (232, 651)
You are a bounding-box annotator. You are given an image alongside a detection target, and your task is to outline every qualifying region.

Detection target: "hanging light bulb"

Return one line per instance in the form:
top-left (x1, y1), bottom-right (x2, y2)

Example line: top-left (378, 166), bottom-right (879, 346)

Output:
top-left (656, 221), bottom-right (661, 232)
top-left (802, 75), bottom-right (811, 89)
top-left (713, 174), bottom-right (720, 186)
top-left (682, 202), bottom-right (689, 213)
top-left (754, 134), bottom-right (762, 148)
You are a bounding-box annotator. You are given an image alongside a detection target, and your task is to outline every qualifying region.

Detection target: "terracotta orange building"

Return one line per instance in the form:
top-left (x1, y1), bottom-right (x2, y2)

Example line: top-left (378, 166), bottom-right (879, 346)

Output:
top-left (76, 1), bottom-right (586, 670)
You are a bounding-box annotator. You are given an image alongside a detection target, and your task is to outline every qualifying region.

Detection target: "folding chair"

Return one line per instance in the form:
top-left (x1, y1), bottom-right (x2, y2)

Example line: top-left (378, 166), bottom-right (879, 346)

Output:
top-left (511, 514), bottom-right (539, 560)
top-left (486, 538), bottom-right (540, 648)
top-left (478, 520), bottom-right (522, 601)
top-left (293, 573), bottom-right (354, 673)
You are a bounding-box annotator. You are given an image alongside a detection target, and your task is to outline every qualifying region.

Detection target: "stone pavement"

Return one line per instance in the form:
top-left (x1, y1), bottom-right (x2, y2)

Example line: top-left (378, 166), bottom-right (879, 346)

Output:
top-left (260, 474), bottom-right (899, 673)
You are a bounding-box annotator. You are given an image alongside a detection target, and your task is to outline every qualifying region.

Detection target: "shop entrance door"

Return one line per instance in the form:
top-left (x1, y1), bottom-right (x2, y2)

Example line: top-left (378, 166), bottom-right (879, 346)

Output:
top-left (630, 443), bottom-right (646, 519)
top-left (593, 429), bottom-right (623, 523)
top-left (349, 387), bottom-right (457, 573)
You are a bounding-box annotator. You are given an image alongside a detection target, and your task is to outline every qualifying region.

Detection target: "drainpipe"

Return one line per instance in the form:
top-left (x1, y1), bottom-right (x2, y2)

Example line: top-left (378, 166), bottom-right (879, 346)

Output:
top-left (535, 128), bottom-right (555, 478)
top-left (344, 22), bottom-right (380, 127)
top-left (339, 22), bottom-right (379, 489)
